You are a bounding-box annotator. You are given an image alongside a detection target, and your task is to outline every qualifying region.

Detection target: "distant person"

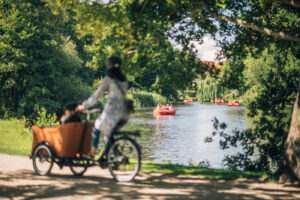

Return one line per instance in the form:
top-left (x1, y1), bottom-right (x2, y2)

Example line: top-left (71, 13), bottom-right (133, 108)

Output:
top-left (170, 104), bottom-right (174, 110)
top-left (157, 104), bottom-right (161, 110)
top-left (60, 103), bottom-right (81, 125)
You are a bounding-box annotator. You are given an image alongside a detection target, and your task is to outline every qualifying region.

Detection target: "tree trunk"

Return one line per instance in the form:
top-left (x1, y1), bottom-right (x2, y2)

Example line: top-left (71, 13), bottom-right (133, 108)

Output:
top-left (284, 85), bottom-right (300, 182)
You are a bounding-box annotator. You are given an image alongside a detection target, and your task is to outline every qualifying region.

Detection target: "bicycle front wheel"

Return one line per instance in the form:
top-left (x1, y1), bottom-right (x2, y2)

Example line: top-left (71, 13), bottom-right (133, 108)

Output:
top-left (32, 143), bottom-right (53, 175)
top-left (107, 137), bottom-right (141, 182)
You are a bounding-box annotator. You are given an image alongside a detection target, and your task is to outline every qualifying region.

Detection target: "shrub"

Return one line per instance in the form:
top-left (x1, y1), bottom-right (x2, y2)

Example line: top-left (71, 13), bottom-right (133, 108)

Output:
top-left (34, 108), bottom-right (59, 127)
top-left (129, 91), bottom-right (167, 107)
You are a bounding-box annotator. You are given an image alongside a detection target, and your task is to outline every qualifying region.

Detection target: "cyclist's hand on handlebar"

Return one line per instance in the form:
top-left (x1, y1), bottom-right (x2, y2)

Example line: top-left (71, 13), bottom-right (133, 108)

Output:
top-left (76, 104), bottom-right (85, 112)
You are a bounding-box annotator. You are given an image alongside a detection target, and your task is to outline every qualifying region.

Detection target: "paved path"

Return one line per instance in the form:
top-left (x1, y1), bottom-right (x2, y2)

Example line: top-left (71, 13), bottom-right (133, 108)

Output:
top-left (0, 153), bottom-right (300, 200)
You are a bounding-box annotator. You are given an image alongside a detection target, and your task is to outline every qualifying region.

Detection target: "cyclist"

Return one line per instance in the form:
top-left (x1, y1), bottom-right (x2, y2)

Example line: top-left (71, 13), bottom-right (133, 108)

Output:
top-left (76, 56), bottom-right (129, 158)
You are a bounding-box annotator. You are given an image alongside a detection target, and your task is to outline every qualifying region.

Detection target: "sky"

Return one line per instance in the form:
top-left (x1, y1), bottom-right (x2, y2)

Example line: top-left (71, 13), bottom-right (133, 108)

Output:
top-left (190, 36), bottom-right (221, 62)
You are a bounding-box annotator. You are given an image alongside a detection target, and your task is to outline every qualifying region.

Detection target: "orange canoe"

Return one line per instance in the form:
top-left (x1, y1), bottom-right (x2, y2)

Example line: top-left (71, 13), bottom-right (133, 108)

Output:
top-left (153, 108), bottom-right (176, 115)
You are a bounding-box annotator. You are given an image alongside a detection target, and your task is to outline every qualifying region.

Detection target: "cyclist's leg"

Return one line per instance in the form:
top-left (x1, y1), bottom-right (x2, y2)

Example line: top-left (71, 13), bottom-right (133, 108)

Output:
top-left (91, 127), bottom-right (100, 156)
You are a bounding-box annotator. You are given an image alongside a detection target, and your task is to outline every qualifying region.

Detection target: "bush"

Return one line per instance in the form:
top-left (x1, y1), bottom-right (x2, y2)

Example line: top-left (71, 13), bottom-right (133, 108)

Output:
top-left (129, 91), bottom-right (167, 107)
top-left (34, 108), bottom-right (59, 127)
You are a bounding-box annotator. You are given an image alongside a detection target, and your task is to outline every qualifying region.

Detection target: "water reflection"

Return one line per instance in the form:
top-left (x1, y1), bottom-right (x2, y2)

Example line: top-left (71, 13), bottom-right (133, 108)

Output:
top-left (123, 103), bottom-right (248, 168)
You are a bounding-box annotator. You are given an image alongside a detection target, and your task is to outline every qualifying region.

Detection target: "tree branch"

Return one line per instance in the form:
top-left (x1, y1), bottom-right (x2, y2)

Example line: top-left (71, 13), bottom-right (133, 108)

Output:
top-left (139, 0), bottom-right (149, 16)
top-left (268, 0), bottom-right (300, 8)
top-left (186, 2), bottom-right (300, 42)
top-left (208, 11), bottom-right (300, 42)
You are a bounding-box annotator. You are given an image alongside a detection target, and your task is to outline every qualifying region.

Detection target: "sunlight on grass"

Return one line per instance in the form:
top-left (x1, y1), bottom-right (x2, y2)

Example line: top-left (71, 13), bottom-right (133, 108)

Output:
top-left (0, 119), bottom-right (32, 156)
top-left (141, 161), bottom-right (266, 180)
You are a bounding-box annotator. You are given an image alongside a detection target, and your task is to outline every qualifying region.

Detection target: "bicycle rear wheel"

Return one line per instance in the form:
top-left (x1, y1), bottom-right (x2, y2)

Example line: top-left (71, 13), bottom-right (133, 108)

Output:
top-left (107, 137), bottom-right (141, 182)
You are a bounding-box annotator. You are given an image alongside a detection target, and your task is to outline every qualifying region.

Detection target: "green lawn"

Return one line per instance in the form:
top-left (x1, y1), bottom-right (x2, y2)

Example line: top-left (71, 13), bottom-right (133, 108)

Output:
top-left (0, 119), bottom-right (265, 179)
top-left (141, 161), bottom-right (265, 180)
top-left (0, 119), bottom-right (32, 156)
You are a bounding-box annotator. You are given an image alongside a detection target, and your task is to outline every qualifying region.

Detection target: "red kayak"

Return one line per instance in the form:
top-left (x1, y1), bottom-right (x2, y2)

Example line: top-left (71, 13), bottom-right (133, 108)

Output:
top-left (228, 102), bottom-right (240, 106)
top-left (153, 108), bottom-right (176, 115)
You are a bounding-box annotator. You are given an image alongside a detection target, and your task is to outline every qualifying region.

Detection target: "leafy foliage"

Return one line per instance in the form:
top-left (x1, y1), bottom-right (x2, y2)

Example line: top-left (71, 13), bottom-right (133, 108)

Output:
top-left (206, 47), bottom-right (300, 171)
top-left (33, 108), bottom-right (59, 127)
top-left (0, 0), bottom-right (202, 121)
top-left (0, 0), bottom-right (93, 119)
top-left (197, 78), bottom-right (226, 102)
top-left (129, 91), bottom-right (167, 108)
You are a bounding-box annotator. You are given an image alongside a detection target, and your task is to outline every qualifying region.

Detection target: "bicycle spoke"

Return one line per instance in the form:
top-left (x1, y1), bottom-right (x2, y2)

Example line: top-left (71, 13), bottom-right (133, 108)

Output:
top-left (107, 138), bottom-right (140, 182)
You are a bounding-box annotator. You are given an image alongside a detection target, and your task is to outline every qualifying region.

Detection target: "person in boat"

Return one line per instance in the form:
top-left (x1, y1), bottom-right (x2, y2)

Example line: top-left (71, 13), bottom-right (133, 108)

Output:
top-left (170, 104), bottom-right (174, 110)
top-left (156, 104), bottom-right (161, 110)
top-left (166, 104), bottom-right (170, 110)
top-left (60, 103), bottom-right (81, 125)
top-left (76, 56), bottom-right (129, 158)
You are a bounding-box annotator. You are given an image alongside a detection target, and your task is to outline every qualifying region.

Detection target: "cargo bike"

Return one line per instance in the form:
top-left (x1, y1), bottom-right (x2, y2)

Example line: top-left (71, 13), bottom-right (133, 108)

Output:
top-left (30, 109), bottom-right (141, 182)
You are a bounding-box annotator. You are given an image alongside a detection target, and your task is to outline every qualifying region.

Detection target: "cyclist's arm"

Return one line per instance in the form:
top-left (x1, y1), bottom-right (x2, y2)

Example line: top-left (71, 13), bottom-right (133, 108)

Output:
top-left (82, 76), bottom-right (109, 109)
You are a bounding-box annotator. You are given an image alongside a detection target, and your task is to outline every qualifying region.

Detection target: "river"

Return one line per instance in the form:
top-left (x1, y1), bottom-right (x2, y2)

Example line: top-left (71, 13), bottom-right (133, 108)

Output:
top-left (120, 103), bottom-right (248, 168)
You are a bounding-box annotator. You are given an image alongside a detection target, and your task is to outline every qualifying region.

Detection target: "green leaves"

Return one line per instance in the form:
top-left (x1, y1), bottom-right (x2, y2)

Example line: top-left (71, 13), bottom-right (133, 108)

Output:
top-left (33, 107), bottom-right (59, 127)
top-left (0, 0), bottom-right (93, 119)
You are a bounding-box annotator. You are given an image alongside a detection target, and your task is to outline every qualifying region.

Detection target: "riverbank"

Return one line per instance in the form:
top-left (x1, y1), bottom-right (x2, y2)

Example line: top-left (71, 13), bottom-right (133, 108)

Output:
top-left (0, 118), bottom-right (264, 180)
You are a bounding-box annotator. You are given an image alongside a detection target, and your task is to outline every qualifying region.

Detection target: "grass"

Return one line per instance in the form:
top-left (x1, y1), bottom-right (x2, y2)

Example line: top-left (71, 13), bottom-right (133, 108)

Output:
top-left (0, 119), bottom-right (266, 180)
top-left (0, 118), bottom-right (32, 156)
top-left (141, 161), bottom-right (266, 180)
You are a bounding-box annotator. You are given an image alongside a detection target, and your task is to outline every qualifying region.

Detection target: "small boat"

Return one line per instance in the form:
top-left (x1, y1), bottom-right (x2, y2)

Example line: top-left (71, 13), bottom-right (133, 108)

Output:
top-left (153, 107), bottom-right (176, 115)
top-left (228, 102), bottom-right (240, 106)
top-left (184, 99), bottom-right (193, 103)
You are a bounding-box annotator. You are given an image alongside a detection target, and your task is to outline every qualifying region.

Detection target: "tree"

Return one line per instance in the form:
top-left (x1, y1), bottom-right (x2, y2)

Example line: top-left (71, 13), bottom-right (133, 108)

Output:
top-left (285, 87), bottom-right (300, 182)
top-left (103, 0), bottom-right (300, 180)
top-left (55, 0), bottom-right (201, 97)
top-left (0, 0), bottom-right (92, 119)
top-left (206, 47), bottom-right (299, 173)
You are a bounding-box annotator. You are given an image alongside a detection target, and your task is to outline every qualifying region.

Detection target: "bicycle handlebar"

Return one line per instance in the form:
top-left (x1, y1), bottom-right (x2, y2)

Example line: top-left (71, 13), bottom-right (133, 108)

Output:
top-left (82, 109), bottom-right (101, 121)
top-left (83, 109), bottom-right (101, 114)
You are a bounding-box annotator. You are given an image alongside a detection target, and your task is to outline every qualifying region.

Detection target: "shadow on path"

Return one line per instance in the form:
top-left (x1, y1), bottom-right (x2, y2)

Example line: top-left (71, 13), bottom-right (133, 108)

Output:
top-left (1, 169), bottom-right (300, 200)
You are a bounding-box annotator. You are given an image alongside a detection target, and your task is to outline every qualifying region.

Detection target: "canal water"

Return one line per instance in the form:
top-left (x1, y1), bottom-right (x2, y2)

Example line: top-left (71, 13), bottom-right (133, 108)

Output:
top-left (120, 103), bottom-right (248, 168)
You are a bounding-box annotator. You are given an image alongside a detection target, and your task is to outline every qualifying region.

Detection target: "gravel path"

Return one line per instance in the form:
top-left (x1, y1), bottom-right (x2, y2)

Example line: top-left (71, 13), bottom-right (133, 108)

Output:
top-left (0, 153), bottom-right (300, 200)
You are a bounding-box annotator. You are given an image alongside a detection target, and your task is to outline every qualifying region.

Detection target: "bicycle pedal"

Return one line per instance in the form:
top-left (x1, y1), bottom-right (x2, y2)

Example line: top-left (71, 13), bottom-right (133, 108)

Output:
top-left (98, 158), bottom-right (108, 169)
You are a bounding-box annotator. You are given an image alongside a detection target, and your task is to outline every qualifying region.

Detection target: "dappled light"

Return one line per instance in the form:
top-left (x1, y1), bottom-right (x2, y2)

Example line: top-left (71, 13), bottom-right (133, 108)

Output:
top-left (1, 0), bottom-right (300, 199)
top-left (1, 168), bottom-right (300, 199)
